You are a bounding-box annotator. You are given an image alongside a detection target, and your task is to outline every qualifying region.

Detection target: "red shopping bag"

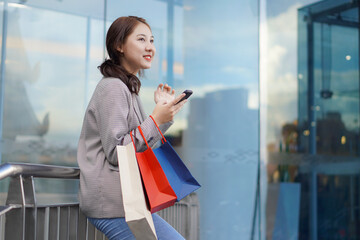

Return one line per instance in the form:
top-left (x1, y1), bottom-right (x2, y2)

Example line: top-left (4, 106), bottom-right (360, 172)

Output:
top-left (130, 127), bottom-right (177, 213)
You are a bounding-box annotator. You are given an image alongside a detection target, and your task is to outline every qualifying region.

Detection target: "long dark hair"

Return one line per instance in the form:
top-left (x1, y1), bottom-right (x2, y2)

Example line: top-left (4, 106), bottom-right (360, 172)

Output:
top-left (98, 16), bottom-right (151, 95)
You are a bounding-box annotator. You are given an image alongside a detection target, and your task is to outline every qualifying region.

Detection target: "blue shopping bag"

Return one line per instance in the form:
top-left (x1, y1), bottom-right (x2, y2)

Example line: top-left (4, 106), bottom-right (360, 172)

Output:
top-left (150, 116), bottom-right (201, 201)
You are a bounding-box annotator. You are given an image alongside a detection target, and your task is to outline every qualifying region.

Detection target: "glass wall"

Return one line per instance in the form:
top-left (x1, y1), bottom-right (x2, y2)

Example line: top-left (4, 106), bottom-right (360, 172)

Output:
top-left (0, 0), bottom-right (104, 165)
top-left (106, 0), bottom-right (260, 239)
top-left (1, 0), bottom-right (261, 239)
top-left (0, 0), bottom-right (105, 200)
top-left (262, 0), bottom-right (359, 239)
top-left (4, 0), bottom-right (359, 239)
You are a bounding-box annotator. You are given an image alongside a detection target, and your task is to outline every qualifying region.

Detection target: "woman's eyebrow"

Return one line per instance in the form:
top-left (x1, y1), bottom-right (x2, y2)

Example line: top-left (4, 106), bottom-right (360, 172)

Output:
top-left (136, 33), bottom-right (154, 38)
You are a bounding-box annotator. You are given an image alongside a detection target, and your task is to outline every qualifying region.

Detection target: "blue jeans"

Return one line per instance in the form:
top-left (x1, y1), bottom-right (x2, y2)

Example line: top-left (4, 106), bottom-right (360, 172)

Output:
top-left (88, 214), bottom-right (185, 240)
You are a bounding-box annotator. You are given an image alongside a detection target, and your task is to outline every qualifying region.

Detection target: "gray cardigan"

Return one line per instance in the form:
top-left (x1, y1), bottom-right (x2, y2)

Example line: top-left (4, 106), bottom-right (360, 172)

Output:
top-left (77, 77), bottom-right (172, 218)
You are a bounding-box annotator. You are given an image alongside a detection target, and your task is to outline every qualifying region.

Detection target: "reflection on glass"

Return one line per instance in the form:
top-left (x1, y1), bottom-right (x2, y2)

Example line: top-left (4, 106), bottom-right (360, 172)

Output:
top-left (0, 2), bottom-right (104, 196)
top-left (265, 0), bottom-right (359, 239)
top-left (107, 0), bottom-right (260, 239)
top-left (183, 88), bottom-right (259, 239)
top-left (2, 3), bottom-right (104, 165)
top-left (1, 0), bottom-right (261, 238)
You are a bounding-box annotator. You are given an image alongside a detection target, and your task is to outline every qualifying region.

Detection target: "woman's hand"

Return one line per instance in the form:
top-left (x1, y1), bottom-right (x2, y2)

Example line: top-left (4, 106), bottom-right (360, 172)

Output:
top-left (152, 93), bottom-right (187, 125)
top-left (154, 84), bottom-right (175, 104)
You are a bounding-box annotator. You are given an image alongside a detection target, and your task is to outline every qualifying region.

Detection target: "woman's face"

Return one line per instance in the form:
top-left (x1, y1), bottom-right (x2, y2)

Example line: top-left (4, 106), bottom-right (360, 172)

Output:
top-left (119, 22), bottom-right (156, 75)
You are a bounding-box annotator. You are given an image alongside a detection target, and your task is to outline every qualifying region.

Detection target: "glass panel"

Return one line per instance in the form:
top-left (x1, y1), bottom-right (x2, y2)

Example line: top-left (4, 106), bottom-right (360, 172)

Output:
top-left (312, 23), bottom-right (359, 156)
top-left (264, 0), bottom-right (359, 239)
top-left (106, 1), bottom-right (260, 239)
top-left (1, 2), bottom-right (104, 165)
top-left (0, 1), bottom-right (104, 196)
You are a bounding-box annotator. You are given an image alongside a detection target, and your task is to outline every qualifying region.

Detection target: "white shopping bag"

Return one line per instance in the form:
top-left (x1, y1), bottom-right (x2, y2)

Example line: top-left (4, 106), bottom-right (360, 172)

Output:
top-left (117, 142), bottom-right (157, 240)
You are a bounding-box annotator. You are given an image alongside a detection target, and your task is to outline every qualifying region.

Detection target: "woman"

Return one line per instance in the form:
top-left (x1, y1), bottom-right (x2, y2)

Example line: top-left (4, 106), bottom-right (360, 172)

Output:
top-left (77, 16), bottom-right (186, 240)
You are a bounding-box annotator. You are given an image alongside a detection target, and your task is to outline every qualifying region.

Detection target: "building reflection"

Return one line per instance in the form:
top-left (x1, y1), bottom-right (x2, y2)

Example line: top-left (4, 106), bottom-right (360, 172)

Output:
top-left (184, 88), bottom-right (257, 149)
top-left (267, 0), bottom-right (359, 239)
top-left (299, 112), bottom-right (359, 156)
top-left (175, 88), bottom-right (259, 239)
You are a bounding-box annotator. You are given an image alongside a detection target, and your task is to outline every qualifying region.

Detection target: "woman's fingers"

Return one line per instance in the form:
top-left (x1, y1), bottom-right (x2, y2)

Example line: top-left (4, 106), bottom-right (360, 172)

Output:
top-left (173, 99), bottom-right (187, 115)
top-left (171, 93), bottom-right (186, 105)
top-left (155, 84), bottom-right (163, 95)
top-left (152, 92), bottom-right (187, 125)
top-left (164, 84), bottom-right (173, 93)
top-left (154, 84), bottom-right (163, 103)
top-left (158, 83), bottom-right (176, 95)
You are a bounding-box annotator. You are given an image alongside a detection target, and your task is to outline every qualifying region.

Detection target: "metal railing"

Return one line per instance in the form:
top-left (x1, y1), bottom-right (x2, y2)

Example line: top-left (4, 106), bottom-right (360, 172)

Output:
top-left (0, 163), bottom-right (199, 240)
top-left (0, 162), bottom-right (106, 240)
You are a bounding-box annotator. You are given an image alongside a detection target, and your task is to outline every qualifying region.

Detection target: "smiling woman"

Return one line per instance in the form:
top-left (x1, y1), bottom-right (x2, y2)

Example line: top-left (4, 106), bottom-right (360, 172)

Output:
top-left (118, 23), bottom-right (156, 74)
top-left (77, 16), bottom-right (187, 240)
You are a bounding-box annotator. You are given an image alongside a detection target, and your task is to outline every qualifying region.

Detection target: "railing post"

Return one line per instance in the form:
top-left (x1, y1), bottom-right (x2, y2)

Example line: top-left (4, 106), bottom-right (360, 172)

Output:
top-left (5, 175), bottom-right (36, 240)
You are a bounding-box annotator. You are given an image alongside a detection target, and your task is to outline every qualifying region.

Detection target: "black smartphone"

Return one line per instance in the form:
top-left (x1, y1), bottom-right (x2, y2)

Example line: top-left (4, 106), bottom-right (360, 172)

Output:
top-left (176, 90), bottom-right (193, 105)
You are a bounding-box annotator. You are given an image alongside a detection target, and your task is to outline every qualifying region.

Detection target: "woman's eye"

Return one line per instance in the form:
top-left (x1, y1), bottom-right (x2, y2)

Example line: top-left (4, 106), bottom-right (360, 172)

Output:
top-left (138, 38), bottom-right (145, 42)
top-left (150, 39), bottom-right (154, 43)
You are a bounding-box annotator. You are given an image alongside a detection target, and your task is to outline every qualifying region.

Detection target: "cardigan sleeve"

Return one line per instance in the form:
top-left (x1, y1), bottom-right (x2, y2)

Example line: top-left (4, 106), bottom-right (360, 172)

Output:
top-left (93, 78), bottom-right (172, 166)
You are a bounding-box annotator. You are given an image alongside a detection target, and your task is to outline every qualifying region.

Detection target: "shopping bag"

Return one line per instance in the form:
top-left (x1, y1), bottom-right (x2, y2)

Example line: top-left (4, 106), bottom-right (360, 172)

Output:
top-left (150, 115), bottom-right (201, 201)
top-left (131, 127), bottom-right (177, 213)
top-left (117, 141), bottom-right (157, 239)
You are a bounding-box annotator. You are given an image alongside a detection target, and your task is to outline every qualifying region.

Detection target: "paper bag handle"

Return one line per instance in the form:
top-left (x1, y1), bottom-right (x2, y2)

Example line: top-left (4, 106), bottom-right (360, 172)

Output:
top-left (137, 126), bottom-right (151, 150)
top-left (149, 115), bottom-right (167, 143)
top-left (129, 130), bottom-right (136, 149)
top-left (130, 115), bottom-right (166, 151)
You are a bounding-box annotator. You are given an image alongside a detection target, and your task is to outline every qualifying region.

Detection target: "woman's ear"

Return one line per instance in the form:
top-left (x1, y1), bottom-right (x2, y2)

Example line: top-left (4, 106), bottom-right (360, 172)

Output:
top-left (116, 46), bottom-right (124, 54)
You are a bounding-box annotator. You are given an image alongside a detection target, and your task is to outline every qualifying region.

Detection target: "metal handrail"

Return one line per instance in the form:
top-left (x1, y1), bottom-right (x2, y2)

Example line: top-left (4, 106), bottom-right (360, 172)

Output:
top-left (0, 162), bottom-right (198, 239)
top-left (0, 163), bottom-right (107, 239)
top-left (0, 162), bottom-right (79, 180)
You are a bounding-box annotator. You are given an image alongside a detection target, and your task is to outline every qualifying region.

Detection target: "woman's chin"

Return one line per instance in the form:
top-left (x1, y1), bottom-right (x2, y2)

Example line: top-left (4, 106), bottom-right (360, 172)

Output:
top-left (142, 64), bottom-right (151, 69)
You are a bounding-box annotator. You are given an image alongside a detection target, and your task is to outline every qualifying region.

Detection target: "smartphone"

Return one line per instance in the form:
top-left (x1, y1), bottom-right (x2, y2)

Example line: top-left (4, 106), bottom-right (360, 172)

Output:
top-left (176, 90), bottom-right (193, 105)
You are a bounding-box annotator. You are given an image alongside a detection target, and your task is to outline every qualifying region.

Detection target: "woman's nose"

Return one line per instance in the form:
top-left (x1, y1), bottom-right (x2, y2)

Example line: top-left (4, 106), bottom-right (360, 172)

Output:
top-left (146, 42), bottom-right (155, 52)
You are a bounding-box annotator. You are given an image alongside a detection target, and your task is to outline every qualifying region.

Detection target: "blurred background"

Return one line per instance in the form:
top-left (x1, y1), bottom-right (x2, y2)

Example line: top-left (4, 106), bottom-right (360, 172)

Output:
top-left (0, 0), bottom-right (358, 239)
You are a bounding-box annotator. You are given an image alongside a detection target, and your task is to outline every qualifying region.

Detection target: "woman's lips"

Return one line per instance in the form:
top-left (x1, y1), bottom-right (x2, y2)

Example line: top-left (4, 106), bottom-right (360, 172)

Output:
top-left (144, 55), bottom-right (152, 61)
